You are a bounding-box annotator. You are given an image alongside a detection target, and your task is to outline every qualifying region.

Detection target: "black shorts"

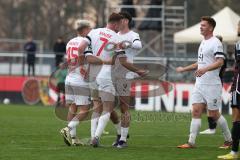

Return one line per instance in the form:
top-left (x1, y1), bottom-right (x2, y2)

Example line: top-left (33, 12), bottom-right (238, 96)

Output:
top-left (231, 91), bottom-right (240, 109)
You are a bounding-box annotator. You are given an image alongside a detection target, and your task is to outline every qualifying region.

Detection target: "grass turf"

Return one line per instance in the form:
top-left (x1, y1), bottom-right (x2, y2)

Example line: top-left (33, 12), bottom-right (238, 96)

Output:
top-left (0, 104), bottom-right (233, 160)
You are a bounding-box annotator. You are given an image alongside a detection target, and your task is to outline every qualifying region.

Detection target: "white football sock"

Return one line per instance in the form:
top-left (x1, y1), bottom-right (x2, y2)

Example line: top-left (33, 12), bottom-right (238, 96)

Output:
top-left (91, 112), bottom-right (100, 139)
top-left (68, 120), bottom-right (79, 137)
top-left (94, 112), bottom-right (110, 138)
top-left (114, 122), bottom-right (121, 135)
top-left (120, 127), bottom-right (129, 142)
top-left (217, 115), bottom-right (232, 142)
top-left (188, 118), bottom-right (201, 145)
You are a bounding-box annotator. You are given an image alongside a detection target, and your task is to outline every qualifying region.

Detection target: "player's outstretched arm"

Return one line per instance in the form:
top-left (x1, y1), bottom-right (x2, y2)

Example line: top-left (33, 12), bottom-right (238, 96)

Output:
top-left (85, 55), bottom-right (104, 65)
top-left (118, 40), bottom-right (142, 50)
top-left (195, 58), bottom-right (224, 77)
top-left (85, 55), bottom-right (113, 65)
top-left (176, 62), bottom-right (198, 73)
top-left (118, 56), bottom-right (147, 76)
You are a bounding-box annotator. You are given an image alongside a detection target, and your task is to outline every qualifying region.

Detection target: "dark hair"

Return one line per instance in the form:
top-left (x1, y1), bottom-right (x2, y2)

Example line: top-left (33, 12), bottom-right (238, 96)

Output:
top-left (119, 11), bottom-right (132, 24)
top-left (216, 35), bottom-right (223, 42)
top-left (201, 16), bottom-right (216, 30)
top-left (108, 12), bottom-right (124, 23)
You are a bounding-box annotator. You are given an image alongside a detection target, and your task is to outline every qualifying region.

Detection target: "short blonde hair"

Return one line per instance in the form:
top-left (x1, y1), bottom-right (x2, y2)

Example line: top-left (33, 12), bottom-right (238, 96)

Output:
top-left (76, 20), bottom-right (91, 32)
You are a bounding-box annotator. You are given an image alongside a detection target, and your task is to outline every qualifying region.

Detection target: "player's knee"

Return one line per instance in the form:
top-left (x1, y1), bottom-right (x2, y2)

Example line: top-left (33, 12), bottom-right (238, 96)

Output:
top-left (110, 111), bottom-right (119, 124)
top-left (120, 107), bottom-right (127, 114)
top-left (69, 105), bottom-right (77, 114)
top-left (93, 102), bottom-right (103, 113)
top-left (192, 109), bottom-right (201, 118)
top-left (232, 108), bottom-right (240, 121)
top-left (120, 104), bottom-right (129, 113)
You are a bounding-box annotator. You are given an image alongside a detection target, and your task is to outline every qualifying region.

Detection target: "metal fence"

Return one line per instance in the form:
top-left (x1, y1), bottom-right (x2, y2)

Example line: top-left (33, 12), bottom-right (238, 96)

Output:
top-left (0, 52), bottom-right (55, 76)
top-left (0, 52), bottom-right (197, 82)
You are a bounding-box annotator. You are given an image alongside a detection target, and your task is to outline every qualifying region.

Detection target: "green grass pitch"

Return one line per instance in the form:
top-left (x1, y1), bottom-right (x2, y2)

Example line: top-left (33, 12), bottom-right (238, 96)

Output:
top-left (0, 104), bottom-right (232, 160)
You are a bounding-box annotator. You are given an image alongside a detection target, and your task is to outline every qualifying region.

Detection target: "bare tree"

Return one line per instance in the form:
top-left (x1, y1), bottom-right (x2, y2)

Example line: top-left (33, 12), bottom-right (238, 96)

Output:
top-left (0, 0), bottom-right (240, 50)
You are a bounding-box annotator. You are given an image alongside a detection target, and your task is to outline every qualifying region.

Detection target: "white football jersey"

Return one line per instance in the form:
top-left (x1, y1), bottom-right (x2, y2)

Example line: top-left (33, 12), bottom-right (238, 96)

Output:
top-left (65, 36), bottom-right (89, 86)
top-left (117, 30), bottom-right (142, 63)
top-left (118, 30), bottom-right (142, 79)
top-left (84, 28), bottom-right (120, 80)
top-left (196, 36), bottom-right (225, 85)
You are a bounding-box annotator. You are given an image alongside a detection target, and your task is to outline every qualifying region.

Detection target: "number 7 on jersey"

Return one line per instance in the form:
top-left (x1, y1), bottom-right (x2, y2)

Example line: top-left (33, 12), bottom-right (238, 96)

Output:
top-left (96, 37), bottom-right (109, 56)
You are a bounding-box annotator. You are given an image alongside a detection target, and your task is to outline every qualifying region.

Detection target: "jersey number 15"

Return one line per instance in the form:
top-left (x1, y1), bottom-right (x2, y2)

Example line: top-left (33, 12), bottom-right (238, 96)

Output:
top-left (67, 47), bottom-right (78, 65)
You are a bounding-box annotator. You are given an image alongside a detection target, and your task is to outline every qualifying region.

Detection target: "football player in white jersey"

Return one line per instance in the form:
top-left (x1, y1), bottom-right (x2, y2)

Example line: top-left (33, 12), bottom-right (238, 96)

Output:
top-left (199, 35), bottom-right (224, 135)
top-left (176, 16), bottom-right (232, 149)
top-left (60, 20), bottom-right (108, 146)
top-left (60, 20), bottom-right (92, 146)
top-left (78, 13), bottom-right (147, 147)
top-left (111, 11), bottom-right (143, 148)
top-left (77, 13), bottom-right (124, 147)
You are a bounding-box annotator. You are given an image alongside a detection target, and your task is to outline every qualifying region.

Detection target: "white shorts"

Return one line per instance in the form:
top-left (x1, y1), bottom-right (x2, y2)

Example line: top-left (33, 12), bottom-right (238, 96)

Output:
top-left (65, 81), bottom-right (90, 106)
top-left (96, 78), bottom-right (115, 102)
top-left (192, 84), bottom-right (222, 110)
top-left (88, 81), bottom-right (100, 101)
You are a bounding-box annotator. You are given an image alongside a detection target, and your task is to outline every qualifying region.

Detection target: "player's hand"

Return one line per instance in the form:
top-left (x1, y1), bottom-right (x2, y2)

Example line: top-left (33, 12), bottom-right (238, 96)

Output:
top-left (176, 67), bottom-right (185, 73)
top-left (136, 69), bottom-right (149, 77)
top-left (195, 68), bottom-right (208, 77)
top-left (118, 41), bottom-right (131, 49)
